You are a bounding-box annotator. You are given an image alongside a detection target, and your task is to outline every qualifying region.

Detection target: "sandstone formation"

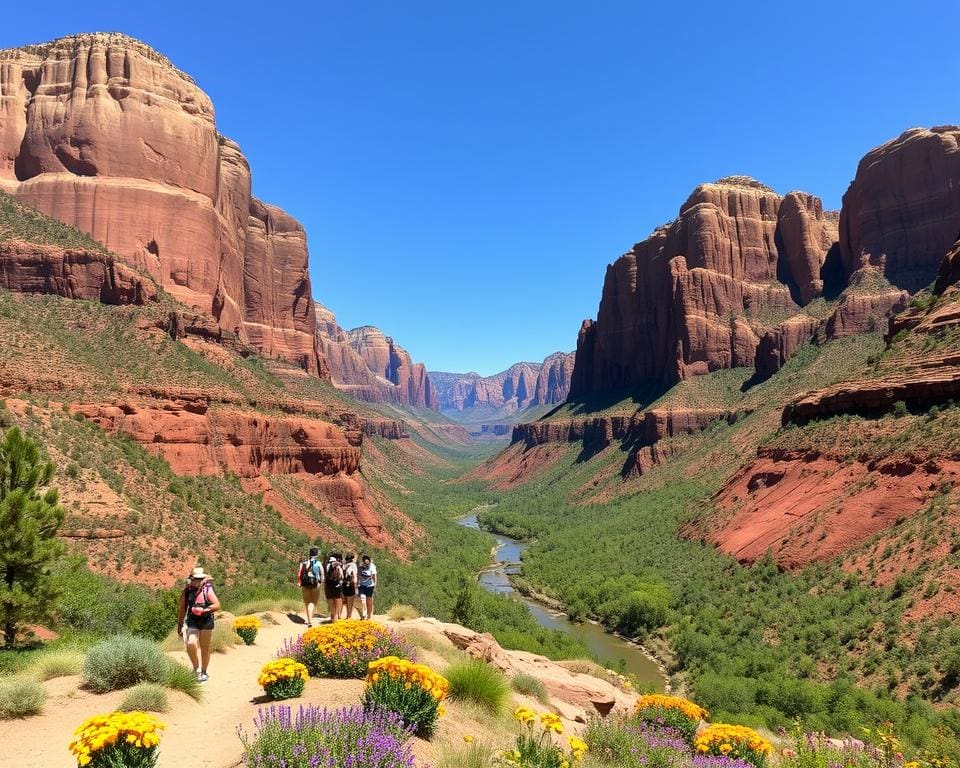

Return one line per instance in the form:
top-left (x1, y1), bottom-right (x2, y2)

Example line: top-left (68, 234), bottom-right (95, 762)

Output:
top-left (823, 267), bottom-right (909, 340)
top-left (754, 315), bottom-right (820, 380)
top-left (0, 33), bottom-right (324, 375)
top-left (404, 617), bottom-right (636, 720)
top-left (315, 304), bottom-right (436, 409)
top-left (432, 352), bottom-right (573, 415)
top-left (839, 126), bottom-right (960, 293)
top-left (570, 177), bottom-right (837, 397)
top-left (0, 239), bottom-right (157, 304)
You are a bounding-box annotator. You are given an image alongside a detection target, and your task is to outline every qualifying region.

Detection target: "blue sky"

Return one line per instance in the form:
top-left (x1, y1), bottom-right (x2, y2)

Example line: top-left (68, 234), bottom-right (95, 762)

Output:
top-left (4, 2), bottom-right (959, 375)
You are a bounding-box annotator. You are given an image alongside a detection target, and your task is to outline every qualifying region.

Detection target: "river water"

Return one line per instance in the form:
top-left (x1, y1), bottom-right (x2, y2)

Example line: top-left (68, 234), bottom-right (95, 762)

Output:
top-left (458, 512), bottom-right (666, 690)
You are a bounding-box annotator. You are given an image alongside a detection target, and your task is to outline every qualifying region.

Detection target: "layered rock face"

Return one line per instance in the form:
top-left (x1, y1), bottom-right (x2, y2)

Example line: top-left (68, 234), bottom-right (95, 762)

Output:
top-left (0, 33), bottom-right (323, 375)
top-left (840, 126), bottom-right (960, 293)
top-left (570, 177), bottom-right (837, 396)
top-left (433, 354), bottom-right (573, 414)
top-left (0, 240), bottom-right (157, 304)
top-left (315, 304), bottom-right (436, 409)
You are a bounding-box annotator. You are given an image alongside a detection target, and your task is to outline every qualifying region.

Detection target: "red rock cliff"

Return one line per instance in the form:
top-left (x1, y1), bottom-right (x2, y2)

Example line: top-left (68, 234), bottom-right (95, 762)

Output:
top-left (839, 126), bottom-right (960, 293)
top-left (315, 304), bottom-right (436, 409)
top-left (0, 33), bottom-right (324, 376)
top-left (570, 177), bottom-right (836, 396)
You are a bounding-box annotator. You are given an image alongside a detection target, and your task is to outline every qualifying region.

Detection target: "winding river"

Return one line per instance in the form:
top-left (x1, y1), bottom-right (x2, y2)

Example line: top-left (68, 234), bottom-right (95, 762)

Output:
top-left (458, 511), bottom-right (666, 690)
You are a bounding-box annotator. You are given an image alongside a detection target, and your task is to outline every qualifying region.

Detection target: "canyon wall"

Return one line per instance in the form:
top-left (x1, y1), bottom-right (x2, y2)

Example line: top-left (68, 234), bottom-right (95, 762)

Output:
top-left (0, 33), bottom-right (324, 375)
top-left (315, 303), bottom-right (436, 409)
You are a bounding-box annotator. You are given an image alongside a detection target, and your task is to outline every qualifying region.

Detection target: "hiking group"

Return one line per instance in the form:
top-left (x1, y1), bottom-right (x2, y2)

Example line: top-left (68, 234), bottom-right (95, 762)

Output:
top-left (297, 546), bottom-right (378, 626)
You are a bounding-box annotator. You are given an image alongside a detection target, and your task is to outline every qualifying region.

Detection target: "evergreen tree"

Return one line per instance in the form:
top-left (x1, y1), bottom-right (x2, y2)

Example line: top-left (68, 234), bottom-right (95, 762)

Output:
top-left (451, 572), bottom-right (484, 631)
top-left (0, 427), bottom-right (65, 645)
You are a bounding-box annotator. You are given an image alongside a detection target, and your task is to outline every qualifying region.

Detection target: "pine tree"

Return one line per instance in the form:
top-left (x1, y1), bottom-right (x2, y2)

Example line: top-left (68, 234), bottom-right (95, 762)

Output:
top-left (0, 427), bottom-right (65, 646)
top-left (451, 573), bottom-right (484, 631)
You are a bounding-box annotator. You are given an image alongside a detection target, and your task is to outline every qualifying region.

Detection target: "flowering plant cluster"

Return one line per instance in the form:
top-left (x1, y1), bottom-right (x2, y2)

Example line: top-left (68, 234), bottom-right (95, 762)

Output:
top-left (233, 615), bottom-right (262, 645)
top-left (68, 711), bottom-right (165, 768)
top-left (635, 694), bottom-right (708, 744)
top-left (777, 721), bottom-right (952, 768)
top-left (238, 704), bottom-right (416, 768)
top-left (499, 706), bottom-right (586, 768)
top-left (695, 724), bottom-right (772, 768)
top-left (290, 620), bottom-right (414, 678)
top-left (362, 656), bottom-right (449, 739)
top-left (258, 658), bottom-right (310, 701)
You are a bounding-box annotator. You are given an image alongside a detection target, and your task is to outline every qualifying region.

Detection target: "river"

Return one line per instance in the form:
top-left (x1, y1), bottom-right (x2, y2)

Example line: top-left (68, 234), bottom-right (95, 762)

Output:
top-left (458, 511), bottom-right (666, 690)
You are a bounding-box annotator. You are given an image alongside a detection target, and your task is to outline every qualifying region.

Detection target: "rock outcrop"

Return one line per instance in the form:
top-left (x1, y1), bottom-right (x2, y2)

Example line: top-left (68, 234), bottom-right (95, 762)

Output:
top-left (0, 33), bottom-right (324, 375)
top-left (433, 352), bottom-right (573, 415)
top-left (754, 315), bottom-right (820, 380)
top-left (315, 304), bottom-right (436, 409)
top-left (823, 266), bottom-right (909, 340)
top-left (569, 177), bottom-right (837, 397)
top-left (839, 126), bottom-right (960, 293)
top-left (0, 239), bottom-right (157, 304)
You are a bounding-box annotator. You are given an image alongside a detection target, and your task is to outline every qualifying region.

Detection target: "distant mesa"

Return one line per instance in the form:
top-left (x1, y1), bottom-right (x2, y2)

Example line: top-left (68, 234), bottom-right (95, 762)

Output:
top-left (315, 303), bottom-right (436, 409)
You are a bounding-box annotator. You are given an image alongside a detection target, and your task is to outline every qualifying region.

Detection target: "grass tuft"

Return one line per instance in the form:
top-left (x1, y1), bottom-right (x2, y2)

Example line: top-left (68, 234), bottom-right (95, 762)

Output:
top-left (387, 604), bottom-right (421, 622)
top-left (437, 739), bottom-right (497, 768)
top-left (25, 648), bottom-right (85, 681)
top-left (163, 660), bottom-right (202, 701)
top-left (0, 676), bottom-right (46, 718)
top-left (511, 673), bottom-right (549, 703)
top-left (444, 659), bottom-right (510, 714)
top-left (119, 682), bottom-right (169, 712)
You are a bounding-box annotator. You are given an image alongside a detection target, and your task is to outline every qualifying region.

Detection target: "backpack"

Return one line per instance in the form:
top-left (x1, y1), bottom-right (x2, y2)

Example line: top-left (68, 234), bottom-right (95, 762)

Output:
top-left (300, 559), bottom-right (319, 588)
top-left (326, 560), bottom-right (343, 587)
top-left (344, 563), bottom-right (357, 587)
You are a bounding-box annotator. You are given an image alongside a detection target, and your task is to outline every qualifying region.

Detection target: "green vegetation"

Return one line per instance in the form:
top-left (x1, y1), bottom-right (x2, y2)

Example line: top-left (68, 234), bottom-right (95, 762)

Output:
top-left (0, 675), bottom-right (46, 718)
top-left (0, 427), bottom-right (66, 645)
top-left (0, 192), bottom-right (106, 251)
top-left (511, 673), bottom-right (549, 703)
top-left (119, 682), bottom-right (169, 712)
top-left (25, 647), bottom-right (85, 680)
top-left (386, 604), bottom-right (421, 621)
top-left (82, 634), bottom-right (170, 693)
top-left (444, 659), bottom-right (510, 713)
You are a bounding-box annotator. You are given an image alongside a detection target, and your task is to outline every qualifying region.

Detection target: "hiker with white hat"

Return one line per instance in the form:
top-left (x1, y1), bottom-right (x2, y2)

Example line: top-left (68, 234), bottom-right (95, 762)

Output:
top-left (176, 565), bottom-right (220, 683)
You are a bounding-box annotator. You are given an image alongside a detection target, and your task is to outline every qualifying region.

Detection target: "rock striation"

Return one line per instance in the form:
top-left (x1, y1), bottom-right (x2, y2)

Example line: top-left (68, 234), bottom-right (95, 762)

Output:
top-left (0, 33), bottom-right (324, 375)
top-left (839, 126), bottom-right (960, 293)
top-left (433, 353), bottom-right (574, 415)
top-left (315, 304), bottom-right (436, 409)
top-left (570, 177), bottom-right (837, 397)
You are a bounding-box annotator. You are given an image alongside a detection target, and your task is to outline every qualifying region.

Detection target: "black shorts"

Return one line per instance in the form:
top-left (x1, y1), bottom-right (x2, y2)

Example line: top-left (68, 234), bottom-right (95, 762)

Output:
top-left (359, 585), bottom-right (375, 598)
top-left (324, 583), bottom-right (342, 600)
top-left (342, 585), bottom-right (357, 598)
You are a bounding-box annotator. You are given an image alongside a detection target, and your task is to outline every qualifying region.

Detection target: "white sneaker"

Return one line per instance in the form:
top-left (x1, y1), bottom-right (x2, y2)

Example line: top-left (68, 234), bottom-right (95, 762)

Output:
top-left (197, 672), bottom-right (209, 683)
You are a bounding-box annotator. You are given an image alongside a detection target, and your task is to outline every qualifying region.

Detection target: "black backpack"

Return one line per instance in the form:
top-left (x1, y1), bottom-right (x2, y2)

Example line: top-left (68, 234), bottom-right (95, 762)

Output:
top-left (326, 560), bottom-right (343, 587)
top-left (300, 559), bottom-right (319, 588)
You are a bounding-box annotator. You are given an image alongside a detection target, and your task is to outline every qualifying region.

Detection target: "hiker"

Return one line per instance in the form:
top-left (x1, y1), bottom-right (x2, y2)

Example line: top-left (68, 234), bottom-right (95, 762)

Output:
top-left (358, 554), bottom-right (377, 619)
top-left (324, 552), bottom-right (344, 623)
top-left (176, 565), bottom-right (220, 683)
top-left (297, 546), bottom-right (323, 627)
top-left (342, 553), bottom-right (359, 619)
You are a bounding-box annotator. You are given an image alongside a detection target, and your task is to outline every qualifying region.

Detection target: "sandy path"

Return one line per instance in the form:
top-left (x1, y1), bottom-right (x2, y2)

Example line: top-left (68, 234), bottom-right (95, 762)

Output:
top-left (0, 613), bottom-right (368, 768)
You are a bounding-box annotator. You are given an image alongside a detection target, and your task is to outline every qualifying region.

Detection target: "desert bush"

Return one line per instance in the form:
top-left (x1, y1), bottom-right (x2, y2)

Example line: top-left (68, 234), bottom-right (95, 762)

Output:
top-left (82, 634), bottom-right (167, 693)
top-left (512, 673), bottom-right (549, 703)
top-left (230, 598), bottom-right (301, 616)
top-left (585, 715), bottom-right (692, 768)
top-left (0, 675), bottom-right (46, 718)
top-left (363, 656), bottom-right (449, 739)
top-left (445, 658), bottom-right (509, 713)
top-left (386, 604), bottom-right (421, 622)
top-left (163, 660), bottom-right (201, 701)
top-left (119, 682), bottom-right (169, 712)
top-left (437, 738), bottom-right (496, 768)
top-left (211, 621), bottom-right (242, 652)
top-left (26, 647), bottom-right (85, 680)
top-left (238, 705), bottom-right (415, 768)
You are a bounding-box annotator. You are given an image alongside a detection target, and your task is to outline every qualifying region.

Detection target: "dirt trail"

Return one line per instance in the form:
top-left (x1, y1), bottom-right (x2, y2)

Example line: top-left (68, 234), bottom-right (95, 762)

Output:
top-left (0, 613), bottom-right (374, 768)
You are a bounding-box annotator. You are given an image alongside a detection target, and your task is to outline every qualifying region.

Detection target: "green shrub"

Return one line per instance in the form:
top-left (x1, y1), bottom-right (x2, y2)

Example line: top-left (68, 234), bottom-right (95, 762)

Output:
top-left (119, 682), bottom-right (169, 712)
top-left (444, 659), bottom-right (509, 713)
top-left (211, 622), bottom-right (242, 653)
top-left (164, 659), bottom-right (201, 701)
top-left (437, 739), bottom-right (496, 768)
top-left (0, 676), bottom-right (46, 718)
top-left (511, 673), bottom-right (549, 703)
top-left (26, 647), bottom-right (85, 680)
top-left (127, 588), bottom-right (182, 641)
top-left (82, 634), bottom-right (167, 693)
top-left (386, 604), bottom-right (421, 622)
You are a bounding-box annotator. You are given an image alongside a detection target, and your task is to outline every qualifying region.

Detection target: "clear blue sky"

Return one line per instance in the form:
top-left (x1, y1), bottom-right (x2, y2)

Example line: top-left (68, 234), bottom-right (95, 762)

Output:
top-left (4, 2), bottom-right (959, 375)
